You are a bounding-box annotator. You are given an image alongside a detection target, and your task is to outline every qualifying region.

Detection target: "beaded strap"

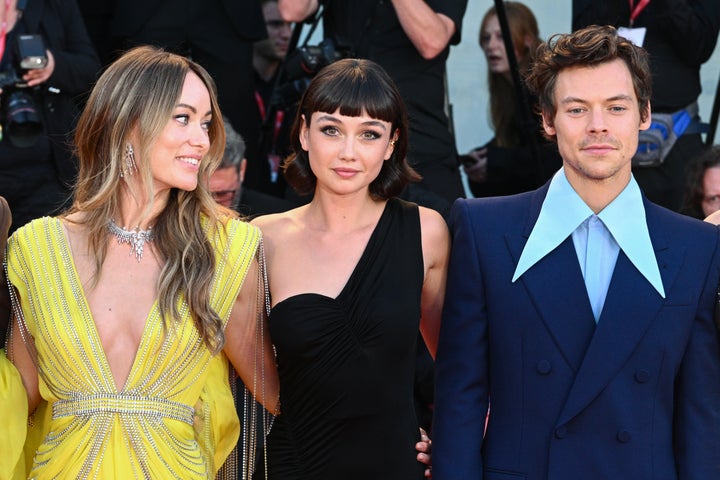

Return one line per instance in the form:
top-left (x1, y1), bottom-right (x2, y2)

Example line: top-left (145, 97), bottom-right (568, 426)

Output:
top-left (53, 394), bottom-right (195, 425)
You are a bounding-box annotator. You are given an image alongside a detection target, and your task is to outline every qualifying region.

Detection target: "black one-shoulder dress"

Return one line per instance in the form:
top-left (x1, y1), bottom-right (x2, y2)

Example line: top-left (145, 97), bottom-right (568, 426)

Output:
top-left (264, 198), bottom-right (426, 479)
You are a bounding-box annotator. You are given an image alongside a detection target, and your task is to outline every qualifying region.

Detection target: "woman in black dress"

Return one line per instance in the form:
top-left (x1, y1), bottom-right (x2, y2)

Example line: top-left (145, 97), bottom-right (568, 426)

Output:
top-left (252, 58), bottom-right (446, 479)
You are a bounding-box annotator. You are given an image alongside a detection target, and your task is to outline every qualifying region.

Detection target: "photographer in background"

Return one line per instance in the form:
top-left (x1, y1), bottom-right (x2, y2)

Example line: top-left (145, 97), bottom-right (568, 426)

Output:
top-left (279, 0), bottom-right (468, 218)
top-left (253, 0), bottom-right (295, 200)
top-left (0, 0), bottom-right (100, 233)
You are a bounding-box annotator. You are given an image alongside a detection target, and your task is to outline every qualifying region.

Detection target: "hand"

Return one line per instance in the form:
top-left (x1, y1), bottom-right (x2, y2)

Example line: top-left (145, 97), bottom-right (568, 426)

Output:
top-left (461, 147), bottom-right (488, 183)
top-left (22, 50), bottom-right (55, 88)
top-left (416, 427), bottom-right (432, 478)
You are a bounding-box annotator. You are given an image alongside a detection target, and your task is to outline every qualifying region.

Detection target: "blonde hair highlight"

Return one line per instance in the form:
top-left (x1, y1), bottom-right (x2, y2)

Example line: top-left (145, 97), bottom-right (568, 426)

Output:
top-left (68, 45), bottom-right (234, 353)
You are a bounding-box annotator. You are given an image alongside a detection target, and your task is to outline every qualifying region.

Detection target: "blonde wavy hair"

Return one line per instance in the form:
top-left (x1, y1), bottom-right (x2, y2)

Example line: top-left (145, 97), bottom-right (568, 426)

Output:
top-left (67, 45), bottom-right (235, 353)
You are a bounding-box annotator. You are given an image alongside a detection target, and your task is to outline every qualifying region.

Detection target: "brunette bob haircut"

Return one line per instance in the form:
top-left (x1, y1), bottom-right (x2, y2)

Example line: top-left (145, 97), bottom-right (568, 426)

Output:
top-left (283, 58), bottom-right (420, 198)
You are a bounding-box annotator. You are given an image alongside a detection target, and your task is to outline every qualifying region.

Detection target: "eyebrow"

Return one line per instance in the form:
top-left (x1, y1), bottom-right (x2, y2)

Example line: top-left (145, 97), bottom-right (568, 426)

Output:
top-left (560, 94), bottom-right (635, 105)
top-left (315, 114), bottom-right (388, 130)
top-left (177, 103), bottom-right (213, 117)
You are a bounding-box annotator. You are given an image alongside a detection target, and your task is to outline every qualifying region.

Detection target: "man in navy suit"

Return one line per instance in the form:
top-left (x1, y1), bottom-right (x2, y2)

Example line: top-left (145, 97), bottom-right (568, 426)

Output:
top-left (433, 25), bottom-right (720, 480)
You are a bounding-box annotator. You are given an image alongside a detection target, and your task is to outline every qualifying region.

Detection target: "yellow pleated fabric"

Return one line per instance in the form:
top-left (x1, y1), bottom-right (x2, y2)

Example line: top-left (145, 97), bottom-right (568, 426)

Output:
top-left (5, 216), bottom-right (260, 479)
top-left (0, 350), bottom-right (27, 480)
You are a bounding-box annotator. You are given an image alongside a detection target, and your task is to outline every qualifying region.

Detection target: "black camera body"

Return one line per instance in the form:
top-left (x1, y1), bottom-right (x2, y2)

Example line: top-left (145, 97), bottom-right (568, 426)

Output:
top-left (272, 38), bottom-right (352, 109)
top-left (0, 34), bottom-right (47, 148)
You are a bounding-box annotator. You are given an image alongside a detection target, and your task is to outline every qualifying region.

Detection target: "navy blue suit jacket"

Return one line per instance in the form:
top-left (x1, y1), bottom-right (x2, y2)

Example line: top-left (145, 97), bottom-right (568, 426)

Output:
top-left (433, 182), bottom-right (720, 479)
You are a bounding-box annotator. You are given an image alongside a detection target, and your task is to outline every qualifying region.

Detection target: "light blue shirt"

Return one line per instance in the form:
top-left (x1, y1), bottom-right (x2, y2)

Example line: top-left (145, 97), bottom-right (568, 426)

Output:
top-left (512, 169), bottom-right (665, 319)
top-left (572, 214), bottom-right (618, 320)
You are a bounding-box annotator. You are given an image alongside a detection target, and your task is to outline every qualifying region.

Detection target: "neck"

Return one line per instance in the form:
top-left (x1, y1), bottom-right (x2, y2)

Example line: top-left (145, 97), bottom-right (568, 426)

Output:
top-left (253, 54), bottom-right (279, 83)
top-left (304, 192), bottom-right (386, 233)
top-left (564, 166), bottom-right (631, 214)
top-left (116, 184), bottom-right (168, 230)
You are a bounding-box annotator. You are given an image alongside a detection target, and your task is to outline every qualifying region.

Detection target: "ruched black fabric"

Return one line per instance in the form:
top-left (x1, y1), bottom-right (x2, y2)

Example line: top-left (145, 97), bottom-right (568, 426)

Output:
top-left (265, 198), bottom-right (425, 479)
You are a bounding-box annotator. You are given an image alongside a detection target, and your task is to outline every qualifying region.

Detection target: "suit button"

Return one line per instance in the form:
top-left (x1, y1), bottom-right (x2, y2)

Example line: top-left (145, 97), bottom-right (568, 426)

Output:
top-left (554, 426), bottom-right (568, 439)
top-left (635, 370), bottom-right (650, 383)
top-left (536, 360), bottom-right (552, 375)
top-left (617, 430), bottom-right (632, 443)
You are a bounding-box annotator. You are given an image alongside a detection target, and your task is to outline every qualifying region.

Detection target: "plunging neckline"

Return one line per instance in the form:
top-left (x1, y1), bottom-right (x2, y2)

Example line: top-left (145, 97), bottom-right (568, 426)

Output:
top-left (270, 199), bottom-right (393, 312)
top-left (55, 218), bottom-right (159, 393)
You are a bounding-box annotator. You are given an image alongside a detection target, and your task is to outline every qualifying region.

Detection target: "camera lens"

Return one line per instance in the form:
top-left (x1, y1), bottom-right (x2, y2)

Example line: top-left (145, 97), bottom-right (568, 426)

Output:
top-left (4, 91), bottom-right (43, 148)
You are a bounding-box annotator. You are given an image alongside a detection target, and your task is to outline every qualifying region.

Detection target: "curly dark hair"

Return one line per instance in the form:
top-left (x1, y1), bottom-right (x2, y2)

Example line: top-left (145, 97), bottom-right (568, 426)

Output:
top-left (283, 58), bottom-right (420, 198)
top-left (524, 24), bottom-right (652, 142)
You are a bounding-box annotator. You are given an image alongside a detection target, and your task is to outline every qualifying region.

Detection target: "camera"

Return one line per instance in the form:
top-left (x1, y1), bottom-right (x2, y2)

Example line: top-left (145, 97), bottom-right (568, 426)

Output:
top-left (271, 38), bottom-right (352, 109)
top-left (0, 34), bottom-right (47, 148)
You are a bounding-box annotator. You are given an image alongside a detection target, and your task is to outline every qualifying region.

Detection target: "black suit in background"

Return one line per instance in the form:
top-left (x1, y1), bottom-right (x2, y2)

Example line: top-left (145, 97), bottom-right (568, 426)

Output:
top-left (237, 188), bottom-right (296, 219)
top-left (76, 0), bottom-right (270, 193)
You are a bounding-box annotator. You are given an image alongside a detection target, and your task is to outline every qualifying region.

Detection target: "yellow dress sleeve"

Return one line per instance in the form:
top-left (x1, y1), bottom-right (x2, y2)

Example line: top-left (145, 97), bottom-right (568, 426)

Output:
top-left (0, 350), bottom-right (27, 480)
top-left (195, 218), bottom-right (262, 476)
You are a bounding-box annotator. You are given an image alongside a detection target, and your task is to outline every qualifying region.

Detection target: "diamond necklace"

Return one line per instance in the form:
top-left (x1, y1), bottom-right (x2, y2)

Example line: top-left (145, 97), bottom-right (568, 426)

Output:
top-left (107, 219), bottom-right (154, 261)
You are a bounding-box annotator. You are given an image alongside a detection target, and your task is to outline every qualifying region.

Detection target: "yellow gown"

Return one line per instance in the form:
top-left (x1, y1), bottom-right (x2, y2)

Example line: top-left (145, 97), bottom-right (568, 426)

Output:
top-left (3, 216), bottom-right (260, 479)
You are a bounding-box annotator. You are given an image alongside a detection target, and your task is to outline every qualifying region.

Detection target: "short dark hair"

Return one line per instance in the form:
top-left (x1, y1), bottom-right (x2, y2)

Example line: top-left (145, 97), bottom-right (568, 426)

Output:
top-left (524, 25), bottom-right (652, 141)
top-left (284, 58), bottom-right (420, 198)
top-left (681, 146), bottom-right (720, 219)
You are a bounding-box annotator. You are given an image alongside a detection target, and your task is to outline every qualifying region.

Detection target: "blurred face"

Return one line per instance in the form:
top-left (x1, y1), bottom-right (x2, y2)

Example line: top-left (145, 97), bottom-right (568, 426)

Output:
top-left (210, 164), bottom-right (242, 208)
top-left (255, 1), bottom-right (291, 61)
top-left (299, 109), bottom-right (396, 197)
top-left (701, 166), bottom-right (720, 217)
top-left (543, 59), bottom-right (651, 189)
top-left (148, 71), bottom-right (211, 194)
top-left (480, 15), bottom-right (510, 75)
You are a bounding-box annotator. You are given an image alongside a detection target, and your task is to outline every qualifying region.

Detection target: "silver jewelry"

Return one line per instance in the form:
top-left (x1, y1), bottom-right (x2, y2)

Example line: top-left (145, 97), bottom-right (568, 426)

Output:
top-left (107, 219), bottom-right (154, 261)
top-left (121, 143), bottom-right (137, 177)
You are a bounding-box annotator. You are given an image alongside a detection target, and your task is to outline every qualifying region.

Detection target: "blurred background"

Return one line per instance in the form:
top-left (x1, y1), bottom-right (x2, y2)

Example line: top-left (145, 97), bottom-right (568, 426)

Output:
top-left (448, 1), bottom-right (720, 155)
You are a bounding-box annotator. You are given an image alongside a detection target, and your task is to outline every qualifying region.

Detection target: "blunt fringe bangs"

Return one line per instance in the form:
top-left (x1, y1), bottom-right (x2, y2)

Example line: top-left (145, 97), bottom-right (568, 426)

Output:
top-left (284, 58), bottom-right (419, 198)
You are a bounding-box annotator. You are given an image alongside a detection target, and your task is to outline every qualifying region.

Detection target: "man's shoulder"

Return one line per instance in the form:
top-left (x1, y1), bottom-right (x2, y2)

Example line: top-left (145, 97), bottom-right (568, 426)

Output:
top-left (644, 200), bottom-right (720, 262)
top-left (646, 200), bottom-right (718, 238)
top-left (449, 189), bottom-right (541, 234)
top-left (454, 188), bottom-right (541, 216)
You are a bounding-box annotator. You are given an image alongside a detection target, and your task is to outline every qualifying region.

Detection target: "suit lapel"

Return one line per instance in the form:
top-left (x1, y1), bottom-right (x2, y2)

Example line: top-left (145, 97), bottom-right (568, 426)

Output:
top-left (505, 185), bottom-right (597, 372)
top-left (557, 203), bottom-right (684, 424)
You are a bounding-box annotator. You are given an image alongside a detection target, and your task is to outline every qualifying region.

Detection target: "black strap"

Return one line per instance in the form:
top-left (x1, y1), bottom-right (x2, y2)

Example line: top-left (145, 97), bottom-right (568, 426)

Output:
top-left (493, 0), bottom-right (543, 184)
top-left (706, 71), bottom-right (720, 145)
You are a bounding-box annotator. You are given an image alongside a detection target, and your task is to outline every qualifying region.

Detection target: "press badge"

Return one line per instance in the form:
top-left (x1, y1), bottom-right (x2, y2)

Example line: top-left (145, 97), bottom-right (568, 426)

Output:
top-left (618, 27), bottom-right (647, 47)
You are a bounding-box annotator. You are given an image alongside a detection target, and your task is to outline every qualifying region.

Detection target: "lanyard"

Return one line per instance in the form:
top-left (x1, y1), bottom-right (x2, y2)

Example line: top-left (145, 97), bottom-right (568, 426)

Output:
top-left (629, 0), bottom-right (651, 26)
top-left (255, 90), bottom-right (285, 152)
top-left (0, 0), bottom-right (10, 61)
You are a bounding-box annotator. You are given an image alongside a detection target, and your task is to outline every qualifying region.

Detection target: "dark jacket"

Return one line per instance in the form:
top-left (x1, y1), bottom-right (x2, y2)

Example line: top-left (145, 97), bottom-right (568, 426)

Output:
top-left (110, 0), bottom-right (266, 42)
top-left (22, 0), bottom-right (101, 187)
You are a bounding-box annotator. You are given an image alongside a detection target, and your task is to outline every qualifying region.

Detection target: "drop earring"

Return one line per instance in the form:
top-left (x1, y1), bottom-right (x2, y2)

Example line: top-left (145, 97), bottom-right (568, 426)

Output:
top-left (121, 143), bottom-right (137, 177)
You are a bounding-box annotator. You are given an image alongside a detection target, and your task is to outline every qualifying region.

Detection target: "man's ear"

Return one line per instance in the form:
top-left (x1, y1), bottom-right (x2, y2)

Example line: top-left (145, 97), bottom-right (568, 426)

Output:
top-left (542, 111), bottom-right (556, 137)
top-left (640, 100), bottom-right (652, 131)
top-left (239, 158), bottom-right (247, 184)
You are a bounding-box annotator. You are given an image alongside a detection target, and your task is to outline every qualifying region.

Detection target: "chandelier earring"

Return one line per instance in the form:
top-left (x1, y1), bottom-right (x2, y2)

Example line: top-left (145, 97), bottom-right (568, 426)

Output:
top-left (121, 143), bottom-right (137, 177)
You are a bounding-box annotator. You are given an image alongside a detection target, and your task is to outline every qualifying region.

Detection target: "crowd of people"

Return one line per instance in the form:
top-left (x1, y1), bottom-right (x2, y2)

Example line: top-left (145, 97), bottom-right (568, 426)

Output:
top-left (1, 0), bottom-right (720, 479)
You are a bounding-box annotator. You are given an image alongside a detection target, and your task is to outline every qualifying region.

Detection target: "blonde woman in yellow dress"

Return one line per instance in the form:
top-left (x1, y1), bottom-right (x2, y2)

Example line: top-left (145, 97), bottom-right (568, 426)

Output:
top-left (2, 46), bottom-right (279, 479)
